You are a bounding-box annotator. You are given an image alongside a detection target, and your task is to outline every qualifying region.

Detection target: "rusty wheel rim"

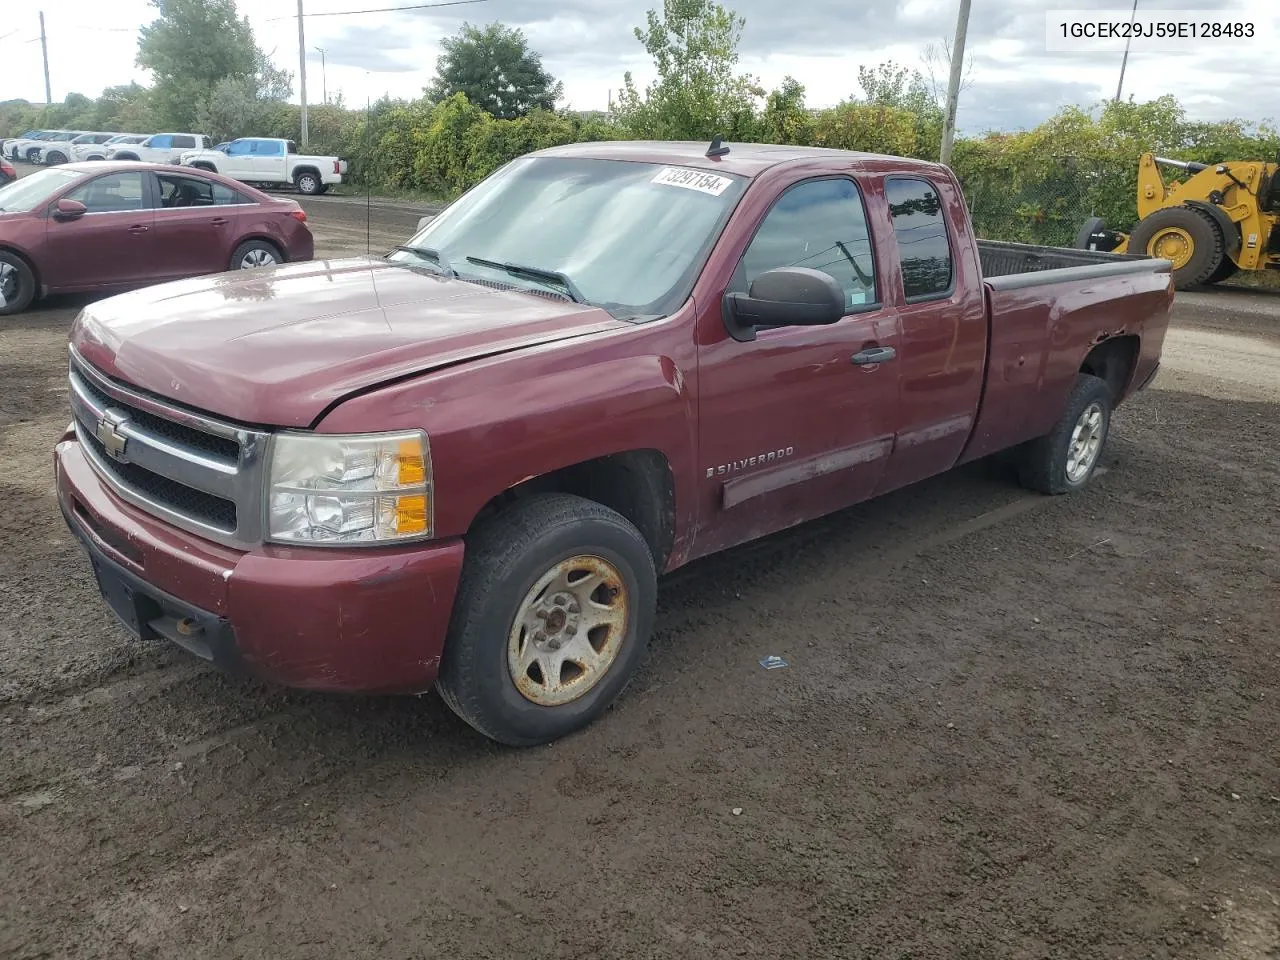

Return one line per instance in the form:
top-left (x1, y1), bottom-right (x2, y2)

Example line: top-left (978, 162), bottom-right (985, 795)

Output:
top-left (507, 554), bottom-right (629, 707)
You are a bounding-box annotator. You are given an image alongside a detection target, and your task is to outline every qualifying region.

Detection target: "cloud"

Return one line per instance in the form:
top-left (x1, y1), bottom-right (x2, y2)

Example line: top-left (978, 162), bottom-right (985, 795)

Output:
top-left (7, 0), bottom-right (1277, 133)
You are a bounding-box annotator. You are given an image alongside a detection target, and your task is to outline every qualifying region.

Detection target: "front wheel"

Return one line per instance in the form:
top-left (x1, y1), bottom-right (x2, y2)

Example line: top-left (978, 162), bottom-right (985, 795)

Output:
top-left (0, 252), bottom-right (37, 316)
top-left (1014, 373), bottom-right (1113, 495)
top-left (436, 493), bottom-right (657, 746)
top-left (45, 151), bottom-right (67, 165)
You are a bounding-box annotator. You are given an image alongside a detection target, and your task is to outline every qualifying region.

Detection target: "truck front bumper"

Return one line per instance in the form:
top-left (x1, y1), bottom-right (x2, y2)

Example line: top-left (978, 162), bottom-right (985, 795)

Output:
top-left (54, 435), bottom-right (465, 695)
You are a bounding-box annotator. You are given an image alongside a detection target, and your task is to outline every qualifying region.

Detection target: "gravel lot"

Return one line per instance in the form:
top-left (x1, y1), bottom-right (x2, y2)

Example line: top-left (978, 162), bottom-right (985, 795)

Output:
top-left (1, 183), bottom-right (1278, 960)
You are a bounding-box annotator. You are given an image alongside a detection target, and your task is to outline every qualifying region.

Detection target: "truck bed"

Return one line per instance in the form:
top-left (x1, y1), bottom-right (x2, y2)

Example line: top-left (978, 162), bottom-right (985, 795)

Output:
top-left (958, 239), bottom-right (1173, 467)
top-left (977, 239), bottom-right (1153, 287)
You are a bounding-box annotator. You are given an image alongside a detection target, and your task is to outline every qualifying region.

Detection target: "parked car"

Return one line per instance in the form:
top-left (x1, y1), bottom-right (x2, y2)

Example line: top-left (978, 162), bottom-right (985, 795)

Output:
top-left (0, 156), bottom-right (15, 186)
top-left (52, 141), bottom-right (1172, 747)
top-left (105, 133), bottom-right (212, 165)
top-left (179, 136), bottom-right (348, 195)
top-left (1, 130), bottom-right (43, 156)
top-left (8, 130), bottom-right (79, 162)
top-left (0, 161), bottom-right (312, 315)
top-left (33, 132), bottom-right (123, 166)
top-left (73, 134), bottom-right (147, 163)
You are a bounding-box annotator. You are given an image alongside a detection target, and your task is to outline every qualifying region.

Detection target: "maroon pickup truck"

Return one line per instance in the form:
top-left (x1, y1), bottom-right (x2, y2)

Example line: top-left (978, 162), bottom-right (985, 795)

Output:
top-left (53, 140), bottom-right (1172, 746)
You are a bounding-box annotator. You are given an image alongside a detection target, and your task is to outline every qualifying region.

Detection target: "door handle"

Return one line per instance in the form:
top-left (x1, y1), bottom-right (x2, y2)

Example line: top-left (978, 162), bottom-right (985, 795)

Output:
top-left (128, 224), bottom-right (149, 233)
top-left (210, 217), bottom-right (227, 226)
top-left (852, 346), bottom-right (896, 365)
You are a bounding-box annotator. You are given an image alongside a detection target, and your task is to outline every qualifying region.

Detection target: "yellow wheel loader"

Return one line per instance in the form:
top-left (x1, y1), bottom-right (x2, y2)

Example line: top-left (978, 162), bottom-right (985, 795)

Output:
top-left (1076, 150), bottom-right (1280, 289)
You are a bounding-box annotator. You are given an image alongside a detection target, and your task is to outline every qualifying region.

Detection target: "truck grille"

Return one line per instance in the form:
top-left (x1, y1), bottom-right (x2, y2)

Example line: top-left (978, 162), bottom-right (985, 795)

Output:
top-left (67, 348), bottom-right (270, 549)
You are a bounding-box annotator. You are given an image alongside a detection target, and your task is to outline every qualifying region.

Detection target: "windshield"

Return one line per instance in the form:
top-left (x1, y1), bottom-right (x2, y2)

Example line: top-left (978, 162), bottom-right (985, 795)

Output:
top-left (385, 156), bottom-right (748, 319)
top-left (0, 167), bottom-right (83, 213)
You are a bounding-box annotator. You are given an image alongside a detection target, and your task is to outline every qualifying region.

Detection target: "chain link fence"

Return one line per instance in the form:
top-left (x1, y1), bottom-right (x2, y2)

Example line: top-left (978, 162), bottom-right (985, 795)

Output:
top-left (956, 158), bottom-right (1136, 249)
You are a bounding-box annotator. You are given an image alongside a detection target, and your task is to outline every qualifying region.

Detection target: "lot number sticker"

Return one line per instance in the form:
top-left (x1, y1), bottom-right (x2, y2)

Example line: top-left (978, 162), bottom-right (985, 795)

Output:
top-left (651, 167), bottom-right (733, 196)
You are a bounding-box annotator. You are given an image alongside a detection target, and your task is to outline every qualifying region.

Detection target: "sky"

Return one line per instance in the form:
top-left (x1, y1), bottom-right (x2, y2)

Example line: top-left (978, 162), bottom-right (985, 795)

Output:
top-left (1, 0), bottom-right (1277, 136)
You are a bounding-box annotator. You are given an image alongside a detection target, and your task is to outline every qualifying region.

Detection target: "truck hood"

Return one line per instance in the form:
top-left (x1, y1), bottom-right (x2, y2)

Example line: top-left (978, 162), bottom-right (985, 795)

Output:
top-left (70, 256), bottom-right (626, 428)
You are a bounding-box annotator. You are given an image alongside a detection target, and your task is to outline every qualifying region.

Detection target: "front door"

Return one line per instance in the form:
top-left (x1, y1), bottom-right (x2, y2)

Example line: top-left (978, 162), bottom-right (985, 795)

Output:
top-left (692, 175), bottom-right (903, 559)
top-left (42, 170), bottom-right (156, 291)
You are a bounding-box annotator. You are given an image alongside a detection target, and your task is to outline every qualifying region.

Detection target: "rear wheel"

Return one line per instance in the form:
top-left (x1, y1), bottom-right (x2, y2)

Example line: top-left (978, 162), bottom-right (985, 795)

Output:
top-left (436, 493), bottom-right (657, 746)
top-left (1014, 373), bottom-right (1113, 495)
top-left (0, 252), bottom-right (37, 316)
top-left (1128, 206), bottom-right (1224, 289)
top-left (294, 171), bottom-right (321, 195)
top-left (230, 240), bottom-right (282, 270)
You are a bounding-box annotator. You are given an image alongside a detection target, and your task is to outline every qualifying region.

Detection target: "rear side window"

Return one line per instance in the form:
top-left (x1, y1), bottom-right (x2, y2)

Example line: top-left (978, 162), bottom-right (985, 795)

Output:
top-left (172, 135), bottom-right (196, 149)
top-left (255, 140), bottom-right (284, 156)
top-left (884, 177), bottom-right (953, 300)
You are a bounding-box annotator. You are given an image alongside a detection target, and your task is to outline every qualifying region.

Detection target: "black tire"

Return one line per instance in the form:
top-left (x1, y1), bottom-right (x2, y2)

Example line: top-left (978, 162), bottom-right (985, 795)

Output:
top-left (45, 151), bottom-right (66, 166)
top-left (191, 162), bottom-right (217, 173)
top-left (1128, 205), bottom-right (1224, 289)
top-left (229, 239), bottom-right (283, 270)
top-left (436, 493), bottom-right (657, 747)
top-left (1074, 216), bottom-right (1107, 249)
top-left (114, 152), bottom-right (139, 162)
top-left (1014, 373), bottom-right (1113, 495)
top-left (1204, 256), bottom-right (1239, 284)
top-left (294, 170), bottom-right (322, 195)
top-left (0, 251), bottom-right (38, 316)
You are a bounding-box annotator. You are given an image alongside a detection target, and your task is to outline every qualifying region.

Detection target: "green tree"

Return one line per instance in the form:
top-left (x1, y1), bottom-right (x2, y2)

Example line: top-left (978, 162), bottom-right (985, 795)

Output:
top-left (760, 76), bottom-right (812, 145)
top-left (614, 0), bottom-right (765, 141)
top-left (136, 0), bottom-right (260, 130)
top-left (426, 22), bottom-right (563, 120)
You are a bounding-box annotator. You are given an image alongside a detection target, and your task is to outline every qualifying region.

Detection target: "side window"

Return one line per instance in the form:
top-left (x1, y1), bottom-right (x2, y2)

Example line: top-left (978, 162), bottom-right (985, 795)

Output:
top-left (885, 177), bottom-right (953, 300)
top-left (172, 135), bottom-right (196, 149)
top-left (226, 140), bottom-right (252, 156)
top-left (156, 173), bottom-right (215, 208)
top-left (149, 135), bottom-right (173, 149)
top-left (212, 182), bottom-right (251, 205)
top-left (67, 172), bottom-right (147, 213)
top-left (260, 140), bottom-right (284, 156)
top-left (736, 177), bottom-right (877, 311)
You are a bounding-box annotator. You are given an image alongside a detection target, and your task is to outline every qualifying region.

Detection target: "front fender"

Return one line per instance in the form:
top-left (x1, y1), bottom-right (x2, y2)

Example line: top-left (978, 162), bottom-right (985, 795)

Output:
top-left (315, 345), bottom-right (698, 557)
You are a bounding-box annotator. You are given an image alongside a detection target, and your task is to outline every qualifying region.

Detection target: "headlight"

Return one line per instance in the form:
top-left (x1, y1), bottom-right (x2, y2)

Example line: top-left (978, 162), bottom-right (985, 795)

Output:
top-left (266, 430), bottom-right (433, 544)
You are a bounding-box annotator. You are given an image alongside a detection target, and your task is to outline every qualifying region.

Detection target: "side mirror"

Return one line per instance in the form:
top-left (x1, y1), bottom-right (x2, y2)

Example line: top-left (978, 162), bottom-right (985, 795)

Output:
top-left (416, 214), bottom-right (435, 231)
top-left (53, 198), bottom-right (87, 220)
top-left (722, 266), bottom-right (845, 342)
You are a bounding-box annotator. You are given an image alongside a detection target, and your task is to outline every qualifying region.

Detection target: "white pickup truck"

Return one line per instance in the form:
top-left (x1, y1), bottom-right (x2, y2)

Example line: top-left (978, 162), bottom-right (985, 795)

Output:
top-left (105, 132), bottom-right (212, 164)
top-left (178, 136), bottom-right (347, 195)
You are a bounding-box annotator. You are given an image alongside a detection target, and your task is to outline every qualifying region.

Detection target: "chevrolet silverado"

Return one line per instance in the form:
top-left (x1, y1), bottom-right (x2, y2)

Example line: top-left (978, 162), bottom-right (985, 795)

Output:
top-left (53, 140), bottom-right (1173, 746)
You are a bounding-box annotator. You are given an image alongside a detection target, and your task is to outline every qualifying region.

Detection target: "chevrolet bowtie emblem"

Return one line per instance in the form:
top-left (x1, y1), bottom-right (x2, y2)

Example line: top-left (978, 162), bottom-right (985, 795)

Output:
top-left (96, 409), bottom-right (129, 461)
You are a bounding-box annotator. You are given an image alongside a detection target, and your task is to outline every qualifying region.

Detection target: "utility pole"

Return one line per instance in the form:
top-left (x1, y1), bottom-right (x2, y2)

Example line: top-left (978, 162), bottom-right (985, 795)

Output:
top-left (39, 11), bottom-right (52, 106)
top-left (1114, 0), bottom-right (1139, 102)
top-left (939, 0), bottom-right (971, 167)
top-left (296, 0), bottom-right (308, 148)
top-left (315, 47), bottom-right (326, 104)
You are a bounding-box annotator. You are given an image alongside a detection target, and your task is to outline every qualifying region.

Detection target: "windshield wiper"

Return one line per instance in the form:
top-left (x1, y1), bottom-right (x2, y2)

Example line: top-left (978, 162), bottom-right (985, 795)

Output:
top-left (393, 244), bottom-right (456, 277)
top-left (464, 255), bottom-right (585, 303)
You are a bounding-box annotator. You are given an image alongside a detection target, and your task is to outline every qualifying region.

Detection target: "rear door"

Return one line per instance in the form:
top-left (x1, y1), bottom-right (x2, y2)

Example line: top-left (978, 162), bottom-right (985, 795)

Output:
top-left (867, 174), bottom-right (988, 496)
top-left (169, 134), bottom-right (198, 164)
top-left (149, 169), bottom-right (246, 278)
top-left (41, 170), bottom-right (156, 290)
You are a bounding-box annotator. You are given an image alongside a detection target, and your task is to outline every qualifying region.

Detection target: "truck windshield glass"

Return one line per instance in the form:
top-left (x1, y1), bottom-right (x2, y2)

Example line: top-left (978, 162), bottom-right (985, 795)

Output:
top-left (0, 167), bottom-right (83, 213)
top-left (386, 156), bottom-right (748, 319)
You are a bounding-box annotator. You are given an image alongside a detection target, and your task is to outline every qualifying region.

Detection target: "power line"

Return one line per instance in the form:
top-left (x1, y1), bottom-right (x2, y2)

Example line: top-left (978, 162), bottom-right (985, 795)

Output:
top-left (264, 0), bottom-right (485, 21)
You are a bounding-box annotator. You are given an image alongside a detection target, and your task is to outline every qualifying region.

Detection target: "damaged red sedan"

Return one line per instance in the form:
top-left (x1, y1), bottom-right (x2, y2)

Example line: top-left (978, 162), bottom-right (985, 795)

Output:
top-left (0, 161), bottom-right (313, 316)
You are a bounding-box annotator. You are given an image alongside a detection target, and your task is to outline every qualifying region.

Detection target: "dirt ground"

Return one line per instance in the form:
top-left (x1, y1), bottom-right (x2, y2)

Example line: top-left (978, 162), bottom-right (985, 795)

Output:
top-left (1, 188), bottom-right (1278, 960)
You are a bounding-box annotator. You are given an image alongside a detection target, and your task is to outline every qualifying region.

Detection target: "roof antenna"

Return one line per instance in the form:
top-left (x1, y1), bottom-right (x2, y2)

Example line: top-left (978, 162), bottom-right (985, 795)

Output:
top-left (706, 135), bottom-right (730, 158)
